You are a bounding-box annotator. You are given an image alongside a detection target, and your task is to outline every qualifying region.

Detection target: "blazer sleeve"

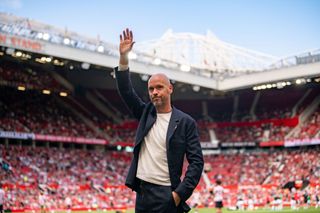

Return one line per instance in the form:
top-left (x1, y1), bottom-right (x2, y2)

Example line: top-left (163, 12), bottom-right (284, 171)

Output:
top-left (174, 119), bottom-right (204, 201)
top-left (115, 67), bottom-right (146, 120)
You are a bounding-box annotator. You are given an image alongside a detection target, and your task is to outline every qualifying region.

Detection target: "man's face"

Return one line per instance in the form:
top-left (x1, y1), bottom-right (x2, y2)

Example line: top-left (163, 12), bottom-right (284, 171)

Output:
top-left (148, 74), bottom-right (173, 108)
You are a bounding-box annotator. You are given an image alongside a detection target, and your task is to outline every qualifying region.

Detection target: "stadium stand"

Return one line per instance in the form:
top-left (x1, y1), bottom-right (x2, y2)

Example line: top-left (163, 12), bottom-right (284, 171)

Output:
top-left (1, 55), bottom-right (320, 211)
top-left (0, 12), bottom-right (320, 212)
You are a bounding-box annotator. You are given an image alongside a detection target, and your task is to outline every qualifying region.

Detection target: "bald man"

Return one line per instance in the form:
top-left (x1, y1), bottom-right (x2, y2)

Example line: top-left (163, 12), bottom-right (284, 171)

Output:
top-left (115, 28), bottom-right (204, 213)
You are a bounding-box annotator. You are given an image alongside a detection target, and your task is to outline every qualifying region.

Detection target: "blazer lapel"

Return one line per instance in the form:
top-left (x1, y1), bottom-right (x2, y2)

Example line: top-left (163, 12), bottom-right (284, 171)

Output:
top-left (144, 107), bottom-right (157, 136)
top-left (135, 106), bottom-right (156, 149)
top-left (166, 107), bottom-right (180, 150)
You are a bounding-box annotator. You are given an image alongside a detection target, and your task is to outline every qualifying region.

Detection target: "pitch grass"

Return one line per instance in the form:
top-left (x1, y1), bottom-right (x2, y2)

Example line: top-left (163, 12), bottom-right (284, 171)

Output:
top-left (186, 208), bottom-right (320, 213)
top-left (44, 207), bottom-right (320, 213)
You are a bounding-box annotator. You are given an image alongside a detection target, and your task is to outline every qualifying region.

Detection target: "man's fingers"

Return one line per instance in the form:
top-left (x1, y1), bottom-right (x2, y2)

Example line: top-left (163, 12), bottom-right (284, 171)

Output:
top-left (120, 29), bottom-right (133, 44)
top-left (122, 30), bottom-right (126, 40)
top-left (130, 30), bottom-right (133, 41)
top-left (121, 28), bottom-right (133, 40)
top-left (126, 28), bottom-right (130, 38)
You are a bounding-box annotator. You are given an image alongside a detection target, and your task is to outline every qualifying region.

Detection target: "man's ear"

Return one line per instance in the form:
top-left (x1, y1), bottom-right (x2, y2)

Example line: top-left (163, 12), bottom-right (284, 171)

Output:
top-left (169, 84), bottom-right (173, 94)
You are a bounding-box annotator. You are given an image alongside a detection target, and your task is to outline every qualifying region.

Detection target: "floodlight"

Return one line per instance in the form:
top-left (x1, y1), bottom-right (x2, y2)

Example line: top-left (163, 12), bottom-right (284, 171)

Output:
top-left (81, 62), bottom-right (90, 70)
top-left (63, 38), bottom-right (70, 45)
top-left (153, 58), bottom-right (162, 65)
top-left (97, 45), bottom-right (104, 53)
top-left (192, 85), bottom-right (200, 92)
top-left (43, 33), bottom-right (50, 41)
top-left (180, 64), bottom-right (191, 72)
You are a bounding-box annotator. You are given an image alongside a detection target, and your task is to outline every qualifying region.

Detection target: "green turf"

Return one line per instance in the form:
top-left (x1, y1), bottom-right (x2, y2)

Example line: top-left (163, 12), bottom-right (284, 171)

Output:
top-left (187, 207), bottom-right (320, 213)
top-left (54, 207), bottom-right (319, 213)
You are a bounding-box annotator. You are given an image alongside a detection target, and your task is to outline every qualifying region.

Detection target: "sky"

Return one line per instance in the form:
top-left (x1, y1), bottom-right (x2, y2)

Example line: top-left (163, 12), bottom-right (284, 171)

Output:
top-left (0, 0), bottom-right (319, 57)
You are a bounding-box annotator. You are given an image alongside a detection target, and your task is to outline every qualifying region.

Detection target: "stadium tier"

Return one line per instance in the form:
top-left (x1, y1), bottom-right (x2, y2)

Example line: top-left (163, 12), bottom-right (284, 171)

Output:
top-left (1, 48), bottom-right (320, 212)
top-left (0, 12), bottom-right (320, 212)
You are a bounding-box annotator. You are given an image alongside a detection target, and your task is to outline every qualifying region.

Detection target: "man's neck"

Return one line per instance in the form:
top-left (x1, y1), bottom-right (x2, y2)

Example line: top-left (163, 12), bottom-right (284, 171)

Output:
top-left (156, 106), bottom-right (172, 114)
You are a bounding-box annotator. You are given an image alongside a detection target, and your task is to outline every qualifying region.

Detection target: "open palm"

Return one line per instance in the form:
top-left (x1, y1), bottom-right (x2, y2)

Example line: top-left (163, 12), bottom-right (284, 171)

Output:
top-left (120, 28), bottom-right (135, 55)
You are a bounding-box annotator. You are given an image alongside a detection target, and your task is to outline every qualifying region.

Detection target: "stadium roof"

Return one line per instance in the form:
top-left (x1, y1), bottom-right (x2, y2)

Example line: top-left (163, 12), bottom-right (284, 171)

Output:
top-left (1, 12), bottom-right (320, 91)
top-left (134, 29), bottom-right (278, 72)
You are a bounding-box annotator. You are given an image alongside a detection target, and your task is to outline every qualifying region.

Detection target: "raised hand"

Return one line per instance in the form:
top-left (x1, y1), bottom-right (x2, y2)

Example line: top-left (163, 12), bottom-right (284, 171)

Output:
top-left (119, 28), bottom-right (135, 56)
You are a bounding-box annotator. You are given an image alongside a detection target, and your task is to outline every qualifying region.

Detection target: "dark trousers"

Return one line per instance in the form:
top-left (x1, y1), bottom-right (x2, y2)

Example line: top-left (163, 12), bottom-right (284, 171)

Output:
top-left (135, 179), bottom-right (179, 213)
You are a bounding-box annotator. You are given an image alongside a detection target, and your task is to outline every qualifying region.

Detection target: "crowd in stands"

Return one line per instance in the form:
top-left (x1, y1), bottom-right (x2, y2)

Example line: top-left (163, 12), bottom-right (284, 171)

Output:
top-left (0, 62), bottom-right (67, 92)
top-left (1, 60), bottom-right (320, 145)
top-left (215, 126), bottom-right (262, 143)
top-left (1, 144), bottom-right (320, 211)
top-left (265, 149), bottom-right (320, 186)
top-left (289, 108), bottom-right (320, 140)
top-left (0, 145), bottom-right (135, 210)
top-left (2, 83), bottom-right (318, 144)
top-left (204, 149), bottom-right (320, 187)
top-left (1, 56), bottom-right (320, 211)
top-left (0, 87), bottom-right (99, 138)
top-left (193, 148), bottom-right (320, 210)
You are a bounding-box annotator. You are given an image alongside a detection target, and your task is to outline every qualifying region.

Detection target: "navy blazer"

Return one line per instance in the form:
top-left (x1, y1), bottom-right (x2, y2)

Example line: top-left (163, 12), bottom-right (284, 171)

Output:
top-left (115, 68), bottom-right (204, 212)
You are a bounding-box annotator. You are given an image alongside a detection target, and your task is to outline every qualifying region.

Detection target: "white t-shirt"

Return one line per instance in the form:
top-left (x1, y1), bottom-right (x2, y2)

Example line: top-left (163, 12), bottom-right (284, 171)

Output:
top-left (65, 197), bottom-right (72, 205)
top-left (214, 185), bottom-right (224, 202)
top-left (0, 188), bottom-right (4, 204)
top-left (137, 112), bottom-right (172, 186)
top-left (39, 194), bottom-right (46, 205)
